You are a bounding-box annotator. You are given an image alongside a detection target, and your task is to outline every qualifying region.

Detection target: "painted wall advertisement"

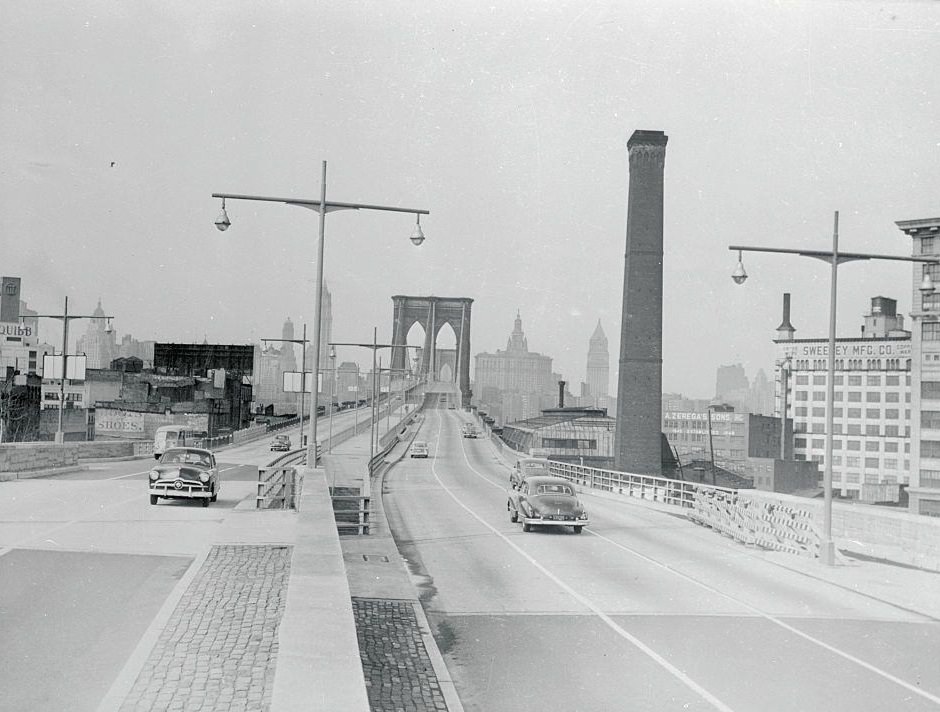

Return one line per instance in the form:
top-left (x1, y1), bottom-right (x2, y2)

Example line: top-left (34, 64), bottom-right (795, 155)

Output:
top-left (95, 408), bottom-right (145, 435)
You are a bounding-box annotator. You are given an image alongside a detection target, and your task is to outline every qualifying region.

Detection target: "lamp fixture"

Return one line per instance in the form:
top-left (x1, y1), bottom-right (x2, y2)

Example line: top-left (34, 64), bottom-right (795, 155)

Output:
top-left (731, 250), bottom-right (748, 285)
top-left (920, 270), bottom-right (935, 295)
top-left (410, 214), bottom-right (425, 246)
top-left (214, 198), bottom-right (231, 232)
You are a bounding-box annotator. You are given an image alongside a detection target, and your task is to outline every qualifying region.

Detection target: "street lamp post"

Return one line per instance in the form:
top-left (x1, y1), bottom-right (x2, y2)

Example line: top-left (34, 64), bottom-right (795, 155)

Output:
top-left (262, 323), bottom-right (309, 451)
top-left (329, 334), bottom-right (421, 476)
top-left (328, 344), bottom-right (336, 453)
top-left (729, 210), bottom-right (939, 565)
top-left (28, 296), bottom-right (113, 443)
top-left (213, 161), bottom-right (428, 467)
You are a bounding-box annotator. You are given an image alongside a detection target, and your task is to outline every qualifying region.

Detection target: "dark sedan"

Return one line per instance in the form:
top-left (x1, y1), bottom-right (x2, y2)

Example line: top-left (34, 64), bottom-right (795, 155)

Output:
top-left (148, 447), bottom-right (220, 507)
top-left (507, 476), bottom-right (589, 534)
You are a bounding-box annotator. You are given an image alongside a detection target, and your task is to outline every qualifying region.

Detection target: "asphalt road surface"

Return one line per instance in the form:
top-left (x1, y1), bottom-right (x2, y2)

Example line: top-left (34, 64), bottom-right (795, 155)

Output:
top-left (383, 407), bottom-right (940, 712)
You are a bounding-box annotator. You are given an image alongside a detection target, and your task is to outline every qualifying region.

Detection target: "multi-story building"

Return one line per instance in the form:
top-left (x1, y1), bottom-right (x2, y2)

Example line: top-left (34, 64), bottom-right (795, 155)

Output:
top-left (774, 294), bottom-right (911, 503)
top-left (499, 406), bottom-right (615, 467)
top-left (256, 318), bottom-right (300, 415)
top-left (585, 320), bottom-right (609, 408)
top-left (75, 299), bottom-right (117, 369)
top-left (661, 406), bottom-right (816, 493)
top-left (303, 282), bottom-right (333, 377)
top-left (0, 277), bottom-right (53, 376)
top-left (897, 217), bottom-right (940, 516)
top-left (473, 312), bottom-right (554, 424)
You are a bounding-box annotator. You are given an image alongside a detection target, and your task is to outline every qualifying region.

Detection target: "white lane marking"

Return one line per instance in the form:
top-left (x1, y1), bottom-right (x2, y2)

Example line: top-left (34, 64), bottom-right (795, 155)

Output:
top-left (429, 410), bottom-right (736, 712)
top-left (449, 412), bottom-right (940, 707)
top-left (586, 528), bottom-right (940, 706)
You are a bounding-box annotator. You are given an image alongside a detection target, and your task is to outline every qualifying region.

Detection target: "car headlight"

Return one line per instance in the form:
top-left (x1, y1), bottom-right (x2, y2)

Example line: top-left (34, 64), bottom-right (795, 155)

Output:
top-left (578, 511), bottom-right (588, 519)
top-left (199, 472), bottom-right (210, 483)
top-left (149, 470), bottom-right (159, 481)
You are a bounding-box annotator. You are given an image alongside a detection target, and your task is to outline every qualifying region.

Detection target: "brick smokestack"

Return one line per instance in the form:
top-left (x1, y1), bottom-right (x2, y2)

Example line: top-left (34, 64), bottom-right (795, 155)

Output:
top-left (776, 292), bottom-right (796, 341)
top-left (615, 130), bottom-right (668, 475)
top-left (558, 380), bottom-right (566, 408)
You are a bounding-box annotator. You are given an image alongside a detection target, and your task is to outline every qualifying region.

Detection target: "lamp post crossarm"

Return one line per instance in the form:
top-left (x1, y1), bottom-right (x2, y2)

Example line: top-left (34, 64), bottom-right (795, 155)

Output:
top-left (328, 342), bottom-right (419, 350)
top-left (211, 192), bottom-right (429, 217)
top-left (728, 244), bottom-right (940, 264)
top-left (30, 313), bottom-right (113, 321)
top-left (261, 337), bottom-right (309, 345)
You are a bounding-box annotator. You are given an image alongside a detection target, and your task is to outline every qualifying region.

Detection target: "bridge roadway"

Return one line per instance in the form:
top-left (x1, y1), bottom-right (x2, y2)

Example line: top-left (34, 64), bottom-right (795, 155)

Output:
top-left (388, 404), bottom-right (940, 711)
top-left (0, 396), bottom-right (938, 711)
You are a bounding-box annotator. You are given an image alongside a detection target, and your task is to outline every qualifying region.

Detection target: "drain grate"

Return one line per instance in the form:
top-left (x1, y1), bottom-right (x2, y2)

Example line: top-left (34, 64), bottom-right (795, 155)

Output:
top-left (362, 554), bottom-right (390, 563)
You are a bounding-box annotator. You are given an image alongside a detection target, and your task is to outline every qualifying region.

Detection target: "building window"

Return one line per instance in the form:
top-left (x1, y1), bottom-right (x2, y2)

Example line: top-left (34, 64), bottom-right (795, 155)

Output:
top-left (866, 424), bottom-right (880, 436)
top-left (864, 408), bottom-right (879, 419)
top-left (847, 392), bottom-right (862, 402)
top-left (834, 375), bottom-right (844, 385)
top-left (923, 237), bottom-right (937, 254)
top-left (920, 470), bottom-right (940, 488)
top-left (847, 424), bottom-right (861, 435)
top-left (884, 425), bottom-right (900, 437)
top-left (923, 323), bottom-right (940, 341)
top-left (795, 407), bottom-right (808, 416)
top-left (846, 457), bottom-right (860, 468)
top-left (794, 437), bottom-right (807, 448)
top-left (847, 440), bottom-right (861, 451)
top-left (832, 407), bottom-right (843, 417)
top-left (847, 408), bottom-right (862, 418)
top-left (812, 407), bottom-right (826, 417)
top-left (813, 375), bottom-right (826, 385)
top-left (864, 457), bottom-right (880, 470)
top-left (832, 439), bottom-right (843, 450)
top-left (795, 391), bottom-right (808, 401)
top-left (832, 456), bottom-right (842, 465)
top-left (920, 440), bottom-right (940, 459)
top-left (845, 473), bottom-right (860, 483)
top-left (813, 391), bottom-right (826, 401)
top-left (811, 438), bottom-right (824, 449)
top-left (833, 392), bottom-right (843, 402)
top-left (885, 392), bottom-right (900, 403)
top-left (811, 423), bottom-right (824, 434)
top-left (848, 375), bottom-right (862, 386)
top-left (886, 375), bottom-right (900, 386)
top-left (795, 375), bottom-right (809, 385)
top-left (921, 410), bottom-right (940, 429)
top-left (884, 459), bottom-right (898, 471)
top-left (865, 441), bottom-right (880, 452)
top-left (885, 441), bottom-right (899, 453)
top-left (541, 438), bottom-right (597, 450)
top-left (867, 375), bottom-right (881, 386)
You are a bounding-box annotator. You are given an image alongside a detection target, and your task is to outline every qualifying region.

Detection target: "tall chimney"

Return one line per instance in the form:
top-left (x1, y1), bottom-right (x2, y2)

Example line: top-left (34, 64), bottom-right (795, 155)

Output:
top-left (614, 130), bottom-right (668, 475)
top-left (558, 380), bottom-right (566, 408)
top-left (776, 292), bottom-right (796, 341)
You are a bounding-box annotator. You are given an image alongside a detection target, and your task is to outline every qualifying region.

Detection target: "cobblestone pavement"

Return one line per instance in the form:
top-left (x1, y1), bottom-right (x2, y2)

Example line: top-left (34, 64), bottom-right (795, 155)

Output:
top-left (353, 598), bottom-right (448, 712)
top-left (119, 545), bottom-right (292, 712)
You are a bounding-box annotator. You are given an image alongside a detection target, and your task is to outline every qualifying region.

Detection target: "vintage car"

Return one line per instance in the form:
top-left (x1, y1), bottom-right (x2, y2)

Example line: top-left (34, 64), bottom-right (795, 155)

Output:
top-left (270, 434), bottom-right (292, 451)
top-left (507, 476), bottom-right (589, 534)
top-left (149, 447), bottom-right (219, 507)
top-left (410, 440), bottom-right (429, 458)
top-left (461, 424), bottom-right (479, 439)
top-left (509, 456), bottom-right (551, 488)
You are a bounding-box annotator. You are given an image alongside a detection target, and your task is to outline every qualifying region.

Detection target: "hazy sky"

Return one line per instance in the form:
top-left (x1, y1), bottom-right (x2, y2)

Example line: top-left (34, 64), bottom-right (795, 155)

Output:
top-left (2, 1), bottom-right (938, 398)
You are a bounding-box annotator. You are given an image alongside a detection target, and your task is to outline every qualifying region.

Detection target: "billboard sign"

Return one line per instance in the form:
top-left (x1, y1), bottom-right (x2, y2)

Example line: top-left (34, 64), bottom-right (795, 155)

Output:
top-left (42, 353), bottom-right (87, 380)
top-left (283, 371), bottom-right (317, 393)
top-left (95, 409), bottom-right (145, 435)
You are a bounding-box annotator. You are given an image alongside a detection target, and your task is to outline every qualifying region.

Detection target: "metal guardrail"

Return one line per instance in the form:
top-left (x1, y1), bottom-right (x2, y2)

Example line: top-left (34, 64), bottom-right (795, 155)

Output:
top-left (549, 461), bottom-right (822, 559)
top-left (256, 445), bottom-right (321, 509)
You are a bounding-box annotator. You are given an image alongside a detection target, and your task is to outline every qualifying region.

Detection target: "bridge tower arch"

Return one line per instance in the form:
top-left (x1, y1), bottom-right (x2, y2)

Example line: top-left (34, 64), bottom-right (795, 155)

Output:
top-left (391, 295), bottom-right (473, 407)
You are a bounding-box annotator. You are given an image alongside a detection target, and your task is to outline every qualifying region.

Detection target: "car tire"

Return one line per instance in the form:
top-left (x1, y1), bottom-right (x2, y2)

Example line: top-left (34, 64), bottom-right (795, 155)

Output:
top-left (573, 526), bottom-right (583, 534)
top-left (210, 488), bottom-right (218, 503)
top-left (509, 504), bottom-right (518, 523)
top-left (522, 521), bottom-right (531, 532)
top-left (149, 495), bottom-right (158, 505)
top-left (201, 498), bottom-right (210, 508)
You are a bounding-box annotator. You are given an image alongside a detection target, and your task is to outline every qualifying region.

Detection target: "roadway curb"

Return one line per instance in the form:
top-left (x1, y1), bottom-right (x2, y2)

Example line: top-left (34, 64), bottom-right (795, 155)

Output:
top-left (0, 464), bottom-right (87, 481)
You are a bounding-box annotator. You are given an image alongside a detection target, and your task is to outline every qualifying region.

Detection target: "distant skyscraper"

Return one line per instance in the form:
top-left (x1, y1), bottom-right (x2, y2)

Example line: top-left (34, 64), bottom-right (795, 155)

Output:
top-left (585, 320), bottom-right (609, 407)
top-left (76, 299), bottom-right (117, 368)
top-left (257, 317), bottom-right (300, 414)
top-left (715, 363), bottom-right (749, 401)
top-left (305, 282), bottom-right (333, 374)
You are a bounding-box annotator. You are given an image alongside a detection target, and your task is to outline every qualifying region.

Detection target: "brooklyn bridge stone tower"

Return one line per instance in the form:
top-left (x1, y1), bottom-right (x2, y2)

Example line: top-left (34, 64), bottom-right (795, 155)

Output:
top-left (614, 130), bottom-right (668, 475)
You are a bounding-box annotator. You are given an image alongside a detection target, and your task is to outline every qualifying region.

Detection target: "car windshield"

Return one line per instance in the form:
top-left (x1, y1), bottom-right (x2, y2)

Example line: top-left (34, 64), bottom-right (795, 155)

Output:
top-left (523, 461), bottom-right (548, 470)
top-left (534, 483), bottom-right (574, 496)
top-left (161, 450), bottom-right (210, 467)
top-left (413, 442), bottom-right (427, 448)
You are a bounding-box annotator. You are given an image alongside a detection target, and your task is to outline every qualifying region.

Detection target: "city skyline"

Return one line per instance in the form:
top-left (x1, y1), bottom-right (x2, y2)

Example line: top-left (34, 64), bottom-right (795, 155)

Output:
top-left (2, 4), bottom-right (937, 398)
